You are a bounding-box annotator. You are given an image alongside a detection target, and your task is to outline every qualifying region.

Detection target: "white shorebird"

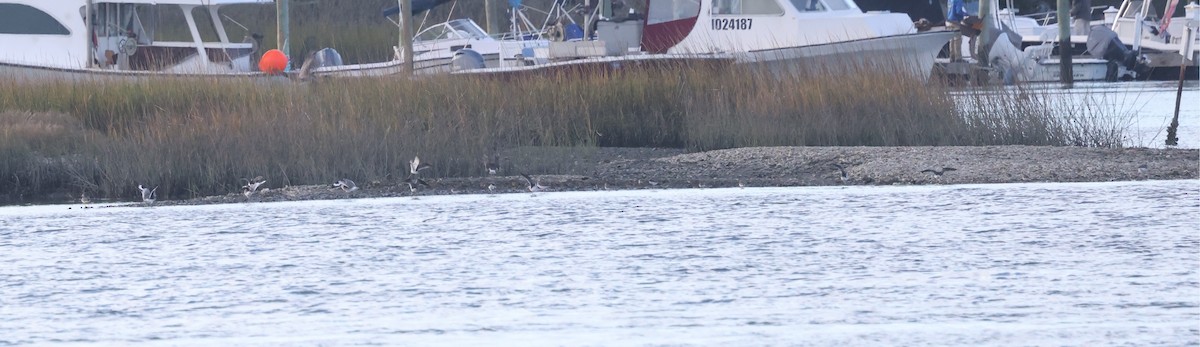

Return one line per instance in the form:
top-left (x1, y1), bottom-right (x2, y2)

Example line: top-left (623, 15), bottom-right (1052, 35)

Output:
top-left (332, 178), bottom-right (358, 192)
top-left (484, 153), bottom-right (500, 175)
top-left (137, 185), bottom-right (157, 203)
top-left (1137, 164), bottom-right (1148, 174)
top-left (487, 183), bottom-right (496, 192)
top-left (521, 173), bottom-right (546, 192)
top-left (409, 156), bottom-right (432, 175)
top-left (921, 167), bottom-right (957, 178)
top-left (242, 176), bottom-right (267, 197)
top-left (831, 163), bottom-right (850, 183)
top-left (80, 192), bottom-right (91, 204)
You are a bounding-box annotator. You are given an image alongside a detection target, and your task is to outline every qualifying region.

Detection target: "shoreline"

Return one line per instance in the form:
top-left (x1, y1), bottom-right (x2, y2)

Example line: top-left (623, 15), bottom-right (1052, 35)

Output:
top-left (113, 145), bottom-right (1200, 207)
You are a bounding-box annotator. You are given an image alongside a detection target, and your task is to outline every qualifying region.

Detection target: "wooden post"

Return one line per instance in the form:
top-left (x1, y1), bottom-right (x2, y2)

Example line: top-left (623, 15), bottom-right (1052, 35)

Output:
top-left (1057, 0), bottom-right (1074, 87)
top-left (399, 0), bottom-right (414, 75)
top-left (1165, 60), bottom-right (1184, 146)
top-left (1166, 25), bottom-right (1194, 146)
top-left (277, 0), bottom-right (290, 69)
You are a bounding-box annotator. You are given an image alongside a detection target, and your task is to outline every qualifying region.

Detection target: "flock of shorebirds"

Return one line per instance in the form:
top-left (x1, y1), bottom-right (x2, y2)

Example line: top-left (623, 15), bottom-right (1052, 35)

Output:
top-left (128, 156), bottom-right (966, 204)
top-left (133, 155), bottom-right (548, 204)
top-left (830, 163), bottom-right (958, 184)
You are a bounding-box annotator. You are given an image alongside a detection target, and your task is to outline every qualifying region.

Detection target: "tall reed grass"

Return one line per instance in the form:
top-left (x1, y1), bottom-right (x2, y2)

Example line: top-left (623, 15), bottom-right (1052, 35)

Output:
top-left (0, 63), bottom-right (1123, 203)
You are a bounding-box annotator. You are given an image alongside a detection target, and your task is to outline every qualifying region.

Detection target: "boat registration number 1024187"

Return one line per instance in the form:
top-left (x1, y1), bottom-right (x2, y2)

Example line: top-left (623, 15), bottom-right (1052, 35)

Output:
top-left (712, 18), bottom-right (752, 30)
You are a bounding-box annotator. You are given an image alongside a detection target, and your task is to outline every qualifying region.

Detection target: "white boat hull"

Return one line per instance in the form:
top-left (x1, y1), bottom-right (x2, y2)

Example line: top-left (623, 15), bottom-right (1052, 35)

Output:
top-left (453, 31), bottom-right (954, 80)
top-left (934, 57), bottom-right (1126, 83)
top-left (735, 31), bottom-right (957, 81)
top-left (311, 53), bottom-right (532, 78)
top-left (0, 62), bottom-right (278, 82)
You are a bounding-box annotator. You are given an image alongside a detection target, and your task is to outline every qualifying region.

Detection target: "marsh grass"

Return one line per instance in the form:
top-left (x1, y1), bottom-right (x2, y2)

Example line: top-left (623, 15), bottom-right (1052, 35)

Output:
top-left (0, 62), bottom-right (1124, 203)
top-left (953, 87), bottom-right (1135, 147)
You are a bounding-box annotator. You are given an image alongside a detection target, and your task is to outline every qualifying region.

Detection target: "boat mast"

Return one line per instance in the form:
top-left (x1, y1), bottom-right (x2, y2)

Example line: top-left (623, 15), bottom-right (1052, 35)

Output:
top-left (1057, 0), bottom-right (1074, 87)
top-left (584, 0), bottom-right (592, 39)
top-left (277, 0), bottom-right (290, 69)
top-left (485, 0), bottom-right (501, 34)
top-left (86, 0), bottom-right (94, 68)
top-left (978, 0), bottom-right (993, 66)
top-left (399, 0), bottom-right (414, 75)
top-left (1133, 0), bottom-right (1149, 52)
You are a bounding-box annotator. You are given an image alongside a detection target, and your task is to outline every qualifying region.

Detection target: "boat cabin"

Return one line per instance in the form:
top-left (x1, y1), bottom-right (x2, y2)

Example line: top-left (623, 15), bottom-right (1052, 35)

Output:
top-left (0, 0), bottom-right (270, 73)
top-left (640, 0), bottom-right (917, 54)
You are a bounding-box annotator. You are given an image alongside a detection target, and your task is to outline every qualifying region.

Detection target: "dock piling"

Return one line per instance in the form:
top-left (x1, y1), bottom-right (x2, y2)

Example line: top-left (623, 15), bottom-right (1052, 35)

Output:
top-left (1057, 0), bottom-right (1074, 88)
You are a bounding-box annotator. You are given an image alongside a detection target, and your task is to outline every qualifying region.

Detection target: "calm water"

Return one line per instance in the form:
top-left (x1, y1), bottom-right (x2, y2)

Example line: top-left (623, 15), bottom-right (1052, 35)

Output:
top-left (1074, 81), bottom-right (1198, 148)
top-left (956, 80), bottom-right (1199, 149)
top-left (2, 180), bottom-right (1198, 346)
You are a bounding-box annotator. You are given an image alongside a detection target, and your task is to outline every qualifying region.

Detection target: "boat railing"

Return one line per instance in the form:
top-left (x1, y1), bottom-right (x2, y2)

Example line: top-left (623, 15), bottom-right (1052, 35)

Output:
top-left (1021, 5), bottom-right (1112, 26)
top-left (148, 41), bottom-right (253, 49)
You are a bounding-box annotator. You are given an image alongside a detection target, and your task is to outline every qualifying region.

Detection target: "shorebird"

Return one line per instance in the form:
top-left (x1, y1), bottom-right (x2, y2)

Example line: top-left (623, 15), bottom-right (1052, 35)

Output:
top-left (521, 173), bottom-right (545, 192)
top-left (409, 156), bottom-right (432, 175)
top-left (484, 153), bottom-right (500, 175)
top-left (80, 192), bottom-right (91, 204)
top-left (294, 51), bottom-right (319, 82)
top-left (830, 163), bottom-right (849, 183)
top-left (1137, 164), bottom-right (1148, 174)
top-left (137, 185), bottom-right (157, 203)
top-left (404, 175), bottom-right (429, 192)
top-left (921, 167), bottom-right (957, 178)
top-left (332, 178), bottom-right (358, 192)
top-left (242, 176), bottom-right (267, 197)
top-left (487, 183), bottom-right (496, 192)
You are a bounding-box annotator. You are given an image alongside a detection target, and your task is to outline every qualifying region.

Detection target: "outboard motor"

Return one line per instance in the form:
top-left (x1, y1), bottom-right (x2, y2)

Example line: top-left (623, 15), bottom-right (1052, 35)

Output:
top-left (984, 23), bottom-right (1029, 84)
top-left (313, 48), bottom-right (343, 68)
top-left (450, 49), bottom-right (486, 71)
top-left (1086, 26), bottom-right (1144, 81)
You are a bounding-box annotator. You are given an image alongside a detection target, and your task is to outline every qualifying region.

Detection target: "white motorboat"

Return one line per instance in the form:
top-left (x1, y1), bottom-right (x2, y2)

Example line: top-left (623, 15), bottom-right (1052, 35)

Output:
top-left (0, 0), bottom-right (276, 81)
top-left (454, 0), bottom-right (956, 80)
top-left (312, 18), bottom-right (549, 78)
top-left (977, 0), bottom-right (1198, 82)
top-left (1110, 0), bottom-right (1199, 69)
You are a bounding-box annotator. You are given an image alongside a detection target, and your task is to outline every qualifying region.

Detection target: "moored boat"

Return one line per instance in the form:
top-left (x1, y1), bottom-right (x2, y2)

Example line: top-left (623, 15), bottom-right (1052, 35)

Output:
top-left (311, 17), bottom-right (551, 78)
top-left (452, 0), bottom-right (955, 80)
top-left (0, 0), bottom-right (280, 81)
top-left (938, 0), bottom-right (1199, 83)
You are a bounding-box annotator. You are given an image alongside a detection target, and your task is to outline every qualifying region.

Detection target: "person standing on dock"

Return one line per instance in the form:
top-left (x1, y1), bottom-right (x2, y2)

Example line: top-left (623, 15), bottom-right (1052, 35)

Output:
top-left (1071, 0), bottom-right (1092, 36)
top-left (946, 0), bottom-right (980, 61)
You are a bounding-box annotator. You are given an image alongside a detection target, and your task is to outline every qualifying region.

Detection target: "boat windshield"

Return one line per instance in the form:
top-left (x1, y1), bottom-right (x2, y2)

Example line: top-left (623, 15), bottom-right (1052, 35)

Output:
top-left (448, 19), bottom-right (488, 38)
top-left (1120, 1), bottom-right (1161, 20)
top-left (787, 0), bottom-right (856, 12)
top-left (712, 0), bottom-right (784, 15)
top-left (416, 19), bottom-right (488, 42)
top-left (648, 0), bottom-right (701, 24)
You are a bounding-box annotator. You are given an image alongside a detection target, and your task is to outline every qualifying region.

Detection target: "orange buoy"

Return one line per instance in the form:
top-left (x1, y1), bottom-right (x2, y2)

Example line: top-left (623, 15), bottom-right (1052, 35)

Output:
top-left (259, 49), bottom-right (288, 75)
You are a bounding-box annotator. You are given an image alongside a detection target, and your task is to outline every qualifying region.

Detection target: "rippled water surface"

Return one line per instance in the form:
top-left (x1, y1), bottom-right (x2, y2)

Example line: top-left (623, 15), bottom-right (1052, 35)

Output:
top-left (2, 181), bottom-right (1198, 346)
